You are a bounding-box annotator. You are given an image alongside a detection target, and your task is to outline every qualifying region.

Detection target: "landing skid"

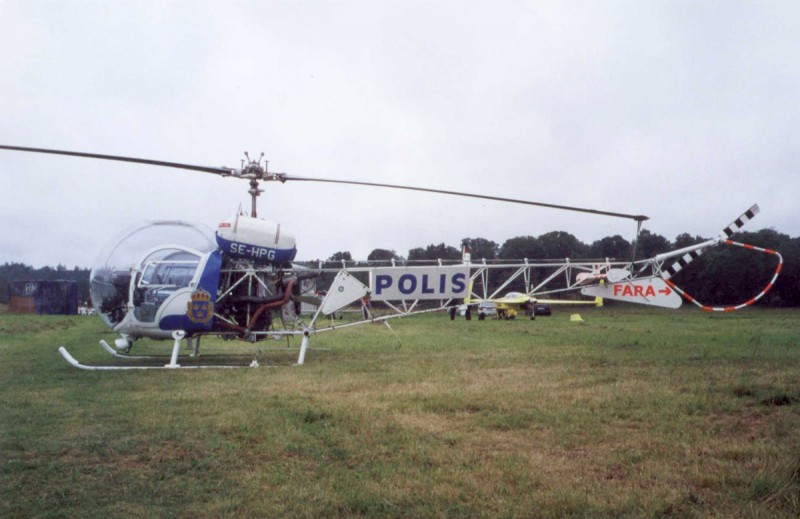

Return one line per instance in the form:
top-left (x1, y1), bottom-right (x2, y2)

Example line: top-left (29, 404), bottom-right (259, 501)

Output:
top-left (60, 328), bottom-right (334, 371)
top-left (59, 331), bottom-right (261, 370)
top-left (58, 346), bottom-right (254, 370)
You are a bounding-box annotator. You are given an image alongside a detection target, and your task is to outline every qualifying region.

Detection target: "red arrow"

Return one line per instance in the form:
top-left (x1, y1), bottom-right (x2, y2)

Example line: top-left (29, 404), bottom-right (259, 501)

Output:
top-left (659, 287), bottom-right (672, 296)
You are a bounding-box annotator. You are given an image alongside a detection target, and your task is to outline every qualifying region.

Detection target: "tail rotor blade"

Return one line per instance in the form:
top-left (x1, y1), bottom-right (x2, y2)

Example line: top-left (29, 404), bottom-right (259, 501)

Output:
top-left (721, 204), bottom-right (759, 239)
top-left (661, 204), bottom-right (760, 280)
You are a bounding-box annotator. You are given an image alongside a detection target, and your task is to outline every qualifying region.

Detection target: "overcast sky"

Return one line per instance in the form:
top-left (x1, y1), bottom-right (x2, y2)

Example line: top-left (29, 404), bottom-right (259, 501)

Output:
top-left (2, 1), bottom-right (798, 268)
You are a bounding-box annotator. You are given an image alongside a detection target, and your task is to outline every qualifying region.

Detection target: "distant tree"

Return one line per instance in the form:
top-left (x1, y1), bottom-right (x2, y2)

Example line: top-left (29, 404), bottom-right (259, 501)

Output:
top-left (497, 236), bottom-right (541, 293)
top-left (537, 231), bottom-right (587, 259)
top-left (499, 236), bottom-right (543, 259)
top-left (633, 229), bottom-right (671, 259)
top-left (724, 229), bottom-right (796, 307)
top-left (407, 247), bottom-right (427, 262)
top-left (588, 235), bottom-right (632, 260)
top-left (673, 233), bottom-right (707, 250)
top-left (460, 237), bottom-right (498, 261)
top-left (407, 243), bottom-right (460, 262)
top-left (367, 248), bottom-right (400, 264)
top-left (319, 251), bottom-right (360, 286)
top-left (775, 235), bottom-right (800, 307)
top-left (327, 251), bottom-right (353, 263)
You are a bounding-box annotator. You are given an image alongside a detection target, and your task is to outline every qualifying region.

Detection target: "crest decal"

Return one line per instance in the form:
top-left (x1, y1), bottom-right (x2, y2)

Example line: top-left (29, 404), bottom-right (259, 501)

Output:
top-left (187, 289), bottom-right (214, 324)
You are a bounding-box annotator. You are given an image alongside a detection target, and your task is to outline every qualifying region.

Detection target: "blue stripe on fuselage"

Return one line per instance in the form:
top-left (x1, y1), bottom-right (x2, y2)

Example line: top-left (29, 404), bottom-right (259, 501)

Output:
top-left (215, 235), bottom-right (297, 265)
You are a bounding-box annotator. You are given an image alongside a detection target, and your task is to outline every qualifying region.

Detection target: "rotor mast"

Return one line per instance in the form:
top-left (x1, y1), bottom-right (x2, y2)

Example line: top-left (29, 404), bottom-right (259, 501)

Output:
top-left (241, 152), bottom-right (269, 218)
top-left (248, 178), bottom-right (262, 217)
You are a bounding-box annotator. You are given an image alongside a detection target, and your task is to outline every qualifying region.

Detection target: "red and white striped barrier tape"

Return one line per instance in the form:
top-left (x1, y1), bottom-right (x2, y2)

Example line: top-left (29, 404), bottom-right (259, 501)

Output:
top-left (663, 240), bottom-right (783, 312)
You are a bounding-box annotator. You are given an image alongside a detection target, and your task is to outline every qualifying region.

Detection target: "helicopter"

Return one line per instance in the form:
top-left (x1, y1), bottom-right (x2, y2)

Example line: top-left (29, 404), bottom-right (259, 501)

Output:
top-left (0, 145), bottom-right (783, 370)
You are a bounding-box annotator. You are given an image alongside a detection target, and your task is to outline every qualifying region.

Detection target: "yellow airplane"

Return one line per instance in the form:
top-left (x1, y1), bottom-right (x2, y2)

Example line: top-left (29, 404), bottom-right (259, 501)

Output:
top-left (464, 284), bottom-right (602, 320)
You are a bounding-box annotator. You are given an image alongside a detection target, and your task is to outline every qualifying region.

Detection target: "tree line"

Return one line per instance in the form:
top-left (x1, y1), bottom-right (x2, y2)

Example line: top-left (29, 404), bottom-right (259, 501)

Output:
top-left (2, 227), bottom-right (797, 308)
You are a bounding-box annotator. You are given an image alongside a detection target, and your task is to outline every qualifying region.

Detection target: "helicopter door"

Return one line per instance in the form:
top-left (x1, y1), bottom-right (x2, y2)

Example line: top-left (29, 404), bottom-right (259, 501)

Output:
top-left (133, 253), bottom-right (201, 323)
top-left (155, 250), bottom-right (222, 332)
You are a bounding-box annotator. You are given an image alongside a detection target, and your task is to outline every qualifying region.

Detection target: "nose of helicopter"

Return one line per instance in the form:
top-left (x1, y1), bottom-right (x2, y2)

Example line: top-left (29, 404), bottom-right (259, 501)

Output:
top-left (89, 221), bottom-right (217, 330)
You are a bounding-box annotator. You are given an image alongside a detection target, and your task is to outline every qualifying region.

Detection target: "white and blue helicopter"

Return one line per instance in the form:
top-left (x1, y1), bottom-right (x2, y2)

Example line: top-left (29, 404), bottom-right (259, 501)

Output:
top-left (0, 145), bottom-right (783, 370)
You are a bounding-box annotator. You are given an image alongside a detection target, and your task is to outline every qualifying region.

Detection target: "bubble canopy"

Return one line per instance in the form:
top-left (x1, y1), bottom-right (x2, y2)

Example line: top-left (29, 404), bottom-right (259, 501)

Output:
top-left (90, 221), bottom-right (216, 329)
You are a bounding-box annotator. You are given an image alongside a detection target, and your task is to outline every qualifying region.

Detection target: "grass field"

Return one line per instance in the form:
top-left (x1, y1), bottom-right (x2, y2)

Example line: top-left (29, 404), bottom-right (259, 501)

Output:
top-left (1, 307), bottom-right (799, 517)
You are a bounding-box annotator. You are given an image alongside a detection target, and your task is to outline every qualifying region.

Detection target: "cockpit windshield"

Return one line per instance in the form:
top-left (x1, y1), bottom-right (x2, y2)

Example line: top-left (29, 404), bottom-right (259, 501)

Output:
top-left (90, 221), bottom-right (215, 329)
top-left (139, 250), bottom-right (200, 288)
top-left (133, 249), bottom-right (202, 323)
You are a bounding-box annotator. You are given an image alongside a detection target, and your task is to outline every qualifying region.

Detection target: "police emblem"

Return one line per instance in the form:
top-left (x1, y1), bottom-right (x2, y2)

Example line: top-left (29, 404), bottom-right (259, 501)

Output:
top-left (187, 289), bottom-right (214, 324)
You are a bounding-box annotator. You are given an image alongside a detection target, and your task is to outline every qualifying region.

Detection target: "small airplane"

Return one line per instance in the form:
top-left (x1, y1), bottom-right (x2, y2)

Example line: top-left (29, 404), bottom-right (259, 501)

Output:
top-left (0, 144), bottom-right (784, 370)
top-left (464, 289), bottom-right (603, 320)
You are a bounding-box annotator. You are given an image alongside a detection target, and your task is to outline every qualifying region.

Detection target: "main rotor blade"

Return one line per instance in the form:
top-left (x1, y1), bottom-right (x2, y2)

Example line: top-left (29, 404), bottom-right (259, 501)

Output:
top-left (0, 145), bottom-right (235, 176)
top-left (284, 175), bottom-right (649, 222)
top-left (1, 144), bottom-right (649, 221)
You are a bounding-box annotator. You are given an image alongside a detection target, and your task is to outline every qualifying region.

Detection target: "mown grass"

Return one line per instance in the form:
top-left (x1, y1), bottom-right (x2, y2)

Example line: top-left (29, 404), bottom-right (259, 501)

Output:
top-left (1, 307), bottom-right (799, 517)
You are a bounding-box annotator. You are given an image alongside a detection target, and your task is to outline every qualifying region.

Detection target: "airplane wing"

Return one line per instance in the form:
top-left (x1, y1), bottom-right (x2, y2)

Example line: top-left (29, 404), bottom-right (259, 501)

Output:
top-left (495, 295), bottom-right (532, 305)
top-left (465, 281), bottom-right (600, 306)
top-left (465, 294), bottom-right (530, 305)
top-left (534, 297), bottom-right (603, 307)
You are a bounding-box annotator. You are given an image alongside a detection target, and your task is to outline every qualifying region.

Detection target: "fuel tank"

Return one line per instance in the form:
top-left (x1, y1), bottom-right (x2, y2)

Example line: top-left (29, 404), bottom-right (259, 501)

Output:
top-left (215, 215), bottom-right (297, 265)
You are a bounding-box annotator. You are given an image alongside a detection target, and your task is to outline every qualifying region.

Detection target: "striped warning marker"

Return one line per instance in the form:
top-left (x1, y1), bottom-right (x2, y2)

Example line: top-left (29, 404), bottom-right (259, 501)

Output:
top-left (662, 204), bottom-right (759, 280)
top-left (662, 248), bottom-right (705, 281)
top-left (665, 240), bottom-right (783, 312)
top-left (722, 204), bottom-right (759, 238)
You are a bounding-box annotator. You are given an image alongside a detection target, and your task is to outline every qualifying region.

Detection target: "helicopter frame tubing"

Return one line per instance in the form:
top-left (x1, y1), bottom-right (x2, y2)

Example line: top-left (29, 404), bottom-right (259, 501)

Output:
top-left (461, 258), bottom-right (630, 300)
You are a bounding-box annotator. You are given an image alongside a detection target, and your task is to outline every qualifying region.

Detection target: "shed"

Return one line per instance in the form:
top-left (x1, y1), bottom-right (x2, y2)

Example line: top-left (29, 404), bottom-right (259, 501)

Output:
top-left (8, 280), bottom-right (78, 315)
